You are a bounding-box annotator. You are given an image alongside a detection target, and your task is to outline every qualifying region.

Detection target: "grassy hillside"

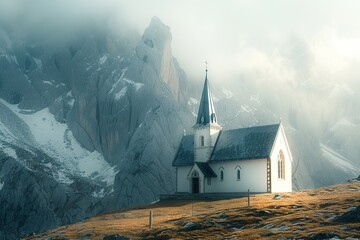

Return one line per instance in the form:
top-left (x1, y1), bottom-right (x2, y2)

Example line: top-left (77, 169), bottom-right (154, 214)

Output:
top-left (24, 181), bottom-right (360, 239)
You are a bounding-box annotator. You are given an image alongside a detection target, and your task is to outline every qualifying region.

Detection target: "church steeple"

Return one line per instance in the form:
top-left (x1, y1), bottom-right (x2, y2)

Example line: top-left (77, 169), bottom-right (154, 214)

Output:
top-left (193, 65), bottom-right (221, 162)
top-left (195, 68), bottom-right (218, 126)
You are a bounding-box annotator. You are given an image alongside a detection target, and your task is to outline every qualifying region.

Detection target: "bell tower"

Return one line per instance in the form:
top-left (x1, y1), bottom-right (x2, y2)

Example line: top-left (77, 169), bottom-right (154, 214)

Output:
top-left (193, 65), bottom-right (222, 162)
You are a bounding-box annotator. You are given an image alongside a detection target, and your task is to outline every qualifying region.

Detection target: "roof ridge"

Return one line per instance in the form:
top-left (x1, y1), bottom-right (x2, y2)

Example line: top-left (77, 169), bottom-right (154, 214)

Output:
top-left (221, 123), bottom-right (280, 132)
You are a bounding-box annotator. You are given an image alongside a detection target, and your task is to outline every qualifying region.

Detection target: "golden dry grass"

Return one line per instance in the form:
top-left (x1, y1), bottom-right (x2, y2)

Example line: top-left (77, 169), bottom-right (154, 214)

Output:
top-left (24, 182), bottom-right (360, 240)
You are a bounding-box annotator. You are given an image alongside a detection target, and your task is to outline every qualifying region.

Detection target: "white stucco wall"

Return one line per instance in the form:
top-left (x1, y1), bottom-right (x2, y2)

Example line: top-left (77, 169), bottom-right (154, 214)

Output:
top-left (194, 125), bottom-right (220, 162)
top-left (270, 125), bottom-right (293, 192)
top-left (176, 166), bottom-right (192, 192)
top-left (206, 159), bottom-right (268, 193)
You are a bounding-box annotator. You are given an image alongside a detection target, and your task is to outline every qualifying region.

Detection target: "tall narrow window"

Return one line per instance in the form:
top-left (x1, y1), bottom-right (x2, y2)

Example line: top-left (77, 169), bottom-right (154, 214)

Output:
top-left (220, 170), bottom-right (224, 181)
top-left (235, 165), bottom-right (241, 181)
top-left (200, 136), bottom-right (204, 147)
top-left (207, 177), bottom-right (211, 185)
top-left (278, 150), bottom-right (285, 179)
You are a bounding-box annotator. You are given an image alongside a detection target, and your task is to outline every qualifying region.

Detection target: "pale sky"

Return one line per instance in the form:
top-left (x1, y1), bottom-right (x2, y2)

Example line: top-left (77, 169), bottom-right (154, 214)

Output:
top-left (115, 0), bottom-right (360, 82)
top-left (1, 0), bottom-right (360, 83)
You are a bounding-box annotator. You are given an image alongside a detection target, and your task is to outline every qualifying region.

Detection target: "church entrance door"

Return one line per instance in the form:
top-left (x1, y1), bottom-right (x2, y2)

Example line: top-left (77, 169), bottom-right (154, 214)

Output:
top-left (192, 177), bottom-right (199, 193)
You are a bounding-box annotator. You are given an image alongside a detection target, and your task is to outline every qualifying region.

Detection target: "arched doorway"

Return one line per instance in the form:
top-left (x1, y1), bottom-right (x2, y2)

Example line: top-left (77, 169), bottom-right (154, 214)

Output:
top-left (191, 171), bottom-right (200, 194)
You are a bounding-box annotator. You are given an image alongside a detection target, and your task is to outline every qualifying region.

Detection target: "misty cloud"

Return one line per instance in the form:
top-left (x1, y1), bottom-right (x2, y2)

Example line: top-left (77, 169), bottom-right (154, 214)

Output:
top-left (2, 0), bottom-right (360, 82)
top-left (0, 0), bottom-right (129, 41)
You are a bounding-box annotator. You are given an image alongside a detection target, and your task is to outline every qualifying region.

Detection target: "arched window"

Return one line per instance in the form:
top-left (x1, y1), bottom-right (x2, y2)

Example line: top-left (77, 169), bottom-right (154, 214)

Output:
top-left (219, 167), bottom-right (224, 181)
top-left (211, 113), bottom-right (216, 123)
top-left (200, 136), bottom-right (205, 147)
top-left (278, 150), bottom-right (285, 179)
top-left (235, 165), bottom-right (241, 181)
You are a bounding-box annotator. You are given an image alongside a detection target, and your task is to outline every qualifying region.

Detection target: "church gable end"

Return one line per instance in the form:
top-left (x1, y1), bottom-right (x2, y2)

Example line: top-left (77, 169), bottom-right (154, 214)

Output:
top-left (269, 123), bottom-right (293, 192)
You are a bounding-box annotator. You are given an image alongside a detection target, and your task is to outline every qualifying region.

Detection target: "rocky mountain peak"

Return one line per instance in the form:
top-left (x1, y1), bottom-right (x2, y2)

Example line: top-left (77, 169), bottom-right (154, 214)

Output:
top-left (144, 16), bottom-right (172, 51)
top-left (134, 16), bottom-right (186, 103)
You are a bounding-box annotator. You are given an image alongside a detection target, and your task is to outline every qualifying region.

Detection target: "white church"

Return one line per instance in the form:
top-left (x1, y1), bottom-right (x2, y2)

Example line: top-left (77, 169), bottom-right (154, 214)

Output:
top-left (172, 70), bottom-right (293, 194)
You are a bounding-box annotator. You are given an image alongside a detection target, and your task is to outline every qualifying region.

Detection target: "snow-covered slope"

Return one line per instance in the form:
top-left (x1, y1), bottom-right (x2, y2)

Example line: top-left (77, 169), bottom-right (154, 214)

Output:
top-left (1, 99), bottom-right (116, 186)
top-left (0, 98), bottom-right (118, 238)
top-left (321, 143), bottom-right (360, 175)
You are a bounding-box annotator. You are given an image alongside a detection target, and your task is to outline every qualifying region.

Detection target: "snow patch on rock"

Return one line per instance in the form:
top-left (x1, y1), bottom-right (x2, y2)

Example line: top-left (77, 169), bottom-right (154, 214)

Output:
top-left (222, 88), bottom-right (234, 99)
top-left (330, 118), bottom-right (357, 132)
top-left (33, 57), bottom-right (43, 70)
top-left (114, 86), bottom-right (128, 100)
top-left (9, 55), bottom-right (18, 65)
top-left (109, 68), bottom-right (143, 97)
top-left (2, 147), bottom-right (17, 159)
top-left (123, 78), bottom-right (144, 91)
top-left (99, 55), bottom-right (108, 65)
top-left (321, 143), bottom-right (360, 174)
top-left (42, 80), bottom-right (53, 86)
top-left (250, 95), bottom-right (260, 104)
top-left (92, 189), bottom-right (105, 198)
top-left (240, 104), bottom-right (257, 114)
top-left (188, 97), bottom-right (199, 105)
top-left (0, 99), bottom-right (117, 186)
top-left (66, 91), bottom-right (75, 106)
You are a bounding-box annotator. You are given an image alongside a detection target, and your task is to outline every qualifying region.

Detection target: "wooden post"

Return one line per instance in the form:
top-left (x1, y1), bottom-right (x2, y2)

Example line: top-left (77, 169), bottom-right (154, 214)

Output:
top-left (247, 189), bottom-right (250, 208)
top-left (191, 201), bottom-right (194, 217)
top-left (149, 210), bottom-right (153, 229)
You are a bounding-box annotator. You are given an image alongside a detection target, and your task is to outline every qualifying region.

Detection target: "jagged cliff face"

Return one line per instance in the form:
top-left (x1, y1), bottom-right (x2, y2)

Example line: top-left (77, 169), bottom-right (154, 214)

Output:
top-left (67, 17), bottom-right (191, 160)
top-left (100, 17), bottom-right (193, 207)
top-left (0, 17), bottom-right (193, 239)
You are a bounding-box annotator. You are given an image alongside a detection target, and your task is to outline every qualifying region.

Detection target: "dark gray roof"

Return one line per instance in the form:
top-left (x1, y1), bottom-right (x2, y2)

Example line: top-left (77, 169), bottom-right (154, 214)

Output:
top-left (195, 162), bottom-right (217, 177)
top-left (172, 124), bottom-right (280, 166)
top-left (210, 124), bottom-right (280, 162)
top-left (172, 135), bottom-right (194, 166)
top-left (195, 74), bottom-right (218, 126)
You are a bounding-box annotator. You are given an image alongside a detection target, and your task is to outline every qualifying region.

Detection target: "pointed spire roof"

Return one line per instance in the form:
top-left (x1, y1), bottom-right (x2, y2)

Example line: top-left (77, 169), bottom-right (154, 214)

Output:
top-left (195, 69), bottom-right (218, 126)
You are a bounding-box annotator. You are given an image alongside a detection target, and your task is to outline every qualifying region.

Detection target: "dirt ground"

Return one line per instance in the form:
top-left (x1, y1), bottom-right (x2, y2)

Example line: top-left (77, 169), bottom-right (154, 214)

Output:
top-left (24, 181), bottom-right (360, 240)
